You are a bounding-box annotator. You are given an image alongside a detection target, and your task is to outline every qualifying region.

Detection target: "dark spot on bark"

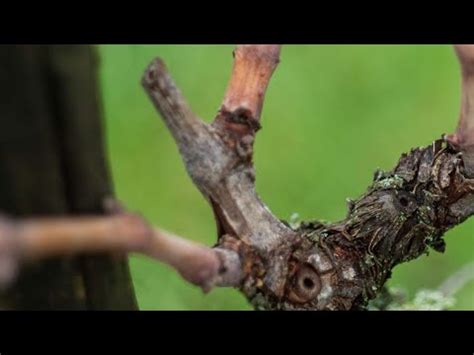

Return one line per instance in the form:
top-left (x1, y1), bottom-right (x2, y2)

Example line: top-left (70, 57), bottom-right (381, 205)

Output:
top-left (399, 196), bottom-right (409, 207)
top-left (218, 107), bottom-right (261, 132)
top-left (291, 264), bottom-right (322, 303)
top-left (303, 277), bottom-right (315, 289)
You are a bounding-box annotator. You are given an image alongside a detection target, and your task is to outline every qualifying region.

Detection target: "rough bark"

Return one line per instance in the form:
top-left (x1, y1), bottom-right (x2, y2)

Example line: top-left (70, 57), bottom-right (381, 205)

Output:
top-left (0, 45), bottom-right (137, 309)
top-left (257, 139), bottom-right (474, 310)
top-left (0, 45), bottom-right (471, 311)
top-left (142, 45), bottom-right (474, 310)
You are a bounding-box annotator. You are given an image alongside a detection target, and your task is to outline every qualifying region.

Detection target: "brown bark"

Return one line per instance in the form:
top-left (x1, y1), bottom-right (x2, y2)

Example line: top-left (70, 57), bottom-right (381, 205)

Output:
top-left (447, 45), bottom-right (474, 177)
top-left (142, 45), bottom-right (474, 310)
top-left (0, 45), bottom-right (471, 311)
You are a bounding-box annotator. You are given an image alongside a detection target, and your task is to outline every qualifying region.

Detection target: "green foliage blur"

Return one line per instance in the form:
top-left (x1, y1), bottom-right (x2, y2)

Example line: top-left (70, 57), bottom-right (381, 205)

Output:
top-left (98, 45), bottom-right (474, 310)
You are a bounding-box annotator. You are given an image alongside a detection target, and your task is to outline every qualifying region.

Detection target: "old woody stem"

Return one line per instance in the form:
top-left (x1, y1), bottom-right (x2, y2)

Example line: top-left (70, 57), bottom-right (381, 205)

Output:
top-left (142, 45), bottom-right (294, 298)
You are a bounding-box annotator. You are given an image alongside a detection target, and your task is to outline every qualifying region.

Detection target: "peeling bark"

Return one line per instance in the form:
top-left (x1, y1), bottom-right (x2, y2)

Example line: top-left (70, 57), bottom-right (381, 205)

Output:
top-left (0, 45), bottom-right (471, 311)
top-left (143, 45), bottom-right (474, 310)
top-left (244, 139), bottom-right (474, 310)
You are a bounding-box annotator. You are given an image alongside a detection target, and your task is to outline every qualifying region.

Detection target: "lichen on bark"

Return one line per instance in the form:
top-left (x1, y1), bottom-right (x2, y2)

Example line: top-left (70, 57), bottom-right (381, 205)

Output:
top-left (237, 138), bottom-right (474, 310)
top-left (142, 45), bottom-right (474, 311)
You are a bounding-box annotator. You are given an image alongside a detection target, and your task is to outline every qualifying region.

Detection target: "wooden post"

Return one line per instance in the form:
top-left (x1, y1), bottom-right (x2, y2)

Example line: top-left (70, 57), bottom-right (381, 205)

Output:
top-left (0, 45), bottom-right (138, 309)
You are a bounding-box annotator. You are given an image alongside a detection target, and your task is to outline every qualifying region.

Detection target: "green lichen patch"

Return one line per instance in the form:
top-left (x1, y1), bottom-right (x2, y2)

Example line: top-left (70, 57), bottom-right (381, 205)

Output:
top-left (368, 287), bottom-right (455, 310)
top-left (372, 174), bottom-right (405, 190)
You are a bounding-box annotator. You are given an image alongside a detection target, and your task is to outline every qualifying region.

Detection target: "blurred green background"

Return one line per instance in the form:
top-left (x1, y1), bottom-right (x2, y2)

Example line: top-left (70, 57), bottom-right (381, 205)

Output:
top-left (98, 45), bottom-right (474, 310)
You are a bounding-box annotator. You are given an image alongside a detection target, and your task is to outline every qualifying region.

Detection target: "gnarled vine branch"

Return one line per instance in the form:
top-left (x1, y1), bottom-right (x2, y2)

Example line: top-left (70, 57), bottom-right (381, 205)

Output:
top-left (142, 44), bottom-right (474, 310)
top-left (0, 45), bottom-right (472, 310)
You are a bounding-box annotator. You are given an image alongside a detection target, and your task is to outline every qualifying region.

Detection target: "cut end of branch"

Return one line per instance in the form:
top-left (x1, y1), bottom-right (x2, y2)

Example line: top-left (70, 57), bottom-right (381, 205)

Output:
top-left (141, 57), bottom-right (167, 90)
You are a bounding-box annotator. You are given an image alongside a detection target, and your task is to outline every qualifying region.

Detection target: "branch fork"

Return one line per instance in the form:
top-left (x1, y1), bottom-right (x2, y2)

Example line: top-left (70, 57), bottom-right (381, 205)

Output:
top-left (0, 45), bottom-right (472, 310)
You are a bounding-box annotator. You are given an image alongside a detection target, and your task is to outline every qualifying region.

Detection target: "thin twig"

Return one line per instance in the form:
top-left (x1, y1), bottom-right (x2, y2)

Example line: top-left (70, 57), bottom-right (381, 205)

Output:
top-left (0, 212), bottom-right (242, 292)
top-left (438, 261), bottom-right (474, 297)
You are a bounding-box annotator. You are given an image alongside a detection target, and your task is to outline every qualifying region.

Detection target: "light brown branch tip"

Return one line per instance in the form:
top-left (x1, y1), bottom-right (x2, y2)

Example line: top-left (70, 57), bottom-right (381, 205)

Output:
top-left (448, 45), bottom-right (474, 176)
